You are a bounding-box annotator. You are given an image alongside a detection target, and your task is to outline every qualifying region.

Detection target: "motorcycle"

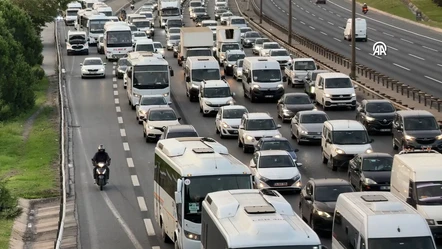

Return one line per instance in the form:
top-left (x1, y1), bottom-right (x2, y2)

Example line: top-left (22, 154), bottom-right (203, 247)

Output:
top-left (95, 162), bottom-right (108, 191)
top-left (362, 7), bottom-right (368, 14)
top-left (130, 4), bottom-right (134, 10)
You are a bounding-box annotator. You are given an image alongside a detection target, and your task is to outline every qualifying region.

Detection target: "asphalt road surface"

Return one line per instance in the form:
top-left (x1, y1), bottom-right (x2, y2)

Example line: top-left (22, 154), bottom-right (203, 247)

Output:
top-left (59, 0), bottom-right (442, 248)
top-left (258, 0), bottom-right (442, 99)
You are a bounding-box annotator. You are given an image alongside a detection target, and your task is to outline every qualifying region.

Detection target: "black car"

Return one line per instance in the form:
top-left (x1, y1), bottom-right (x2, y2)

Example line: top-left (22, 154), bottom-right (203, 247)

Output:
top-left (277, 93), bottom-right (315, 122)
top-left (115, 58), bottom-right (128, 79)
top-left (299, 178), bottom-right (354, 232)
top-left (195, 14), bottom-right (211, 24)
top-left (356, 99), bottom-right (396, 134)
top-left (214, 9), bottom-right (228, 21)
top-left (160, 124), bottom-right (199, 139)
top-left (254, 137), bottom-right (302, 166)
top-left (303, 70), bottom-right (329, 98)
top-left (348, 153), bottom-right (393, 191)
top-left (241, 31), bottom-right (261, 48)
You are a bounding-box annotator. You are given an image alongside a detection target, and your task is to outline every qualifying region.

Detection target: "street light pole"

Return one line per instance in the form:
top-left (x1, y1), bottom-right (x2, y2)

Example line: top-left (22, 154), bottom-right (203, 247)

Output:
top-left (288, 0), bottom-right (292, 45)
top-left (260, 0), bottom-right (263, 24)
top-left (247, 0), bottom-right (250, 11)
top-left (350, 0), bottom-right (356, 79)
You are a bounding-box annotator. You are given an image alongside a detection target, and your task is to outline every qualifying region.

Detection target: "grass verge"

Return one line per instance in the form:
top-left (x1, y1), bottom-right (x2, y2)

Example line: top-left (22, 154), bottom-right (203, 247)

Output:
top-left (0, 76), bottom-right (60, 249)
top-left (357, 0), bottom-right (442, 29)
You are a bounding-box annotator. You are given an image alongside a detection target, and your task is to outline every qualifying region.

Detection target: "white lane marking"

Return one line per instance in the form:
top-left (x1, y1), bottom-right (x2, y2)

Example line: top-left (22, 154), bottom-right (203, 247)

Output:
top-left (113, 62), bottom-right (117, 65)
top-left (312, 13), bottom-right (315, 16)
top-left (113, 84), bottom-right (117, 89)
top-left (425, 76), bottom-right (442, 84)
top-left (112, 70), bottom-right (115, 75)
top-left (320, 31), bottom-right (328, 36)
top-left (116, 106), bottom-right (121, 112)
top-left (401, 38), bottom-right (414, 44)
top-left (137, 197), bottom-right (148, 211)
top-left (408, 54), bottom-right (425, 60)
top-left (120, 129), bottom-right (126, 137)
top-left (114, 98), bottom-right (119, 104)
top-left (393, 63), bottom-right (410, 71)
top-left (383, 32), bottom-right (394, 37)
top-left (368, 38), bottom-right (376, 42)
top-left (368, 27), bottom-right (377, 31)
top-left (328, 21), bottom-right (334, 25)
top-left (131, 175), bottom-right (140, 186)
top-left (301, 21), bottom-right (306, 25)
top-left (387, 46), bottom-right (398, 51)
top-left (123, 142), bottom-right (130, 151)
top-left (338, 26), bottom-right (344, 29)
top-left (281, 10), bottom-right (285, 13)
top-left (329, 10), bottom-right (334, 14)
top-left (327, 0), bottom-right (442, 44)
top-left (334, 37), bottom-right (341, 42)
top-left (126, 158), bottom-right (134, 168)
top-left (118, 117), bottom-right (123, 124)
top-left (113, 77), bottom-right (117, 82)
top-left (113, 66), bottom-right (116, 69)
top-left (293, 17), bottom-right (297, 20)
top-left (300, 7), bottom-right (304, 10)
top-left (438, 64), bottom-right (442, 67)
top-left (309, 26), bottom-right (315, 30)
top-left (319, 17), bottom-right (324, 20)
top-left (336, 14), bottom-right (341, 17)
top-left (422, 46), bottom-right (438, 52)
top-left (306, 10), bottom-right (310, 13)
top-left (152, 247), bottom-right (160, 249)
top-left (113, 90), bottom-right (118, 95)
top-left (144, 219), bottom-right (156, 236)
top-left (369, 53), bottom-right (382, 59)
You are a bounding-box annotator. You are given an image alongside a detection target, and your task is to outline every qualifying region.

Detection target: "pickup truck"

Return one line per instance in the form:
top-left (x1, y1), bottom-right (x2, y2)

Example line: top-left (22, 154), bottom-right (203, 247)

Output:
top-left (284, 58), bottom-right (318, 88)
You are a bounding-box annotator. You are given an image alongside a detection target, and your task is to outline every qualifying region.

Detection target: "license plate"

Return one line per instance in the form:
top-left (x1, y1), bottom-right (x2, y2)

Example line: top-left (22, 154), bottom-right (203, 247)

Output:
top-left (421, 146), bottom-right (432, 149)
top-left (265, 95), bottom-right (273, 98)
top-left (274, 182), bottom-right (287, 186)
top-left (313, 136), bottom-right (319, 139)
top-left (380, 129), bottom-right (391, 132)
top-left (232, 131), bottom-right (238, 134)
top-left (337, 103), bottom-right (346, 106)
top-left (98, 175), bottom-right (104, 179)
top-left (381, 186), bottom-right (390, 190)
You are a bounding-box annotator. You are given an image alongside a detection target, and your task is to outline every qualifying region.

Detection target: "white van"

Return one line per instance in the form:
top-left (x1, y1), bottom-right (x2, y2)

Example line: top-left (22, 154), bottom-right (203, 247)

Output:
top-left (344, 18), bottom-right (367, 42)
top-left (321, 120), bottom-right (373, 171)
top-left (241, 57), bottom-right (285, 102)
top-left (314, 72), bottom-right (357, 110)
top-left (333, 192), bottom-right (437, 249)
top-left (185, 56), bottom-right (223, 102)
top-left (391, 150), bottom-right (442, 239)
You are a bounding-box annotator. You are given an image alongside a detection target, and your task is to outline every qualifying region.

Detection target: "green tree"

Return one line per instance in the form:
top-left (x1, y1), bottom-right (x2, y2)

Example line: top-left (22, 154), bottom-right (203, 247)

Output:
top-left (0, 0), bottom-right (43, 66)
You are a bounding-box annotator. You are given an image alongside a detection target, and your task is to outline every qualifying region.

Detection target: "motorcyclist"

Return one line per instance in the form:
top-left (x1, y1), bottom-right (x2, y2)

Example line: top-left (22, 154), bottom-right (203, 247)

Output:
top-left (362, 3), bottom-right (368, 11)
top-left (131, 0), bottom-right (135, 9)
top-left (91, 145), bottom-right (111, 182)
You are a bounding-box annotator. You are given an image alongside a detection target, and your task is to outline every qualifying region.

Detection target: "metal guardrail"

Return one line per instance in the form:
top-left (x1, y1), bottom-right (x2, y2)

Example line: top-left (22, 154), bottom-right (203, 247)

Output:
top-left (237, 0), bottom-right (442, 112)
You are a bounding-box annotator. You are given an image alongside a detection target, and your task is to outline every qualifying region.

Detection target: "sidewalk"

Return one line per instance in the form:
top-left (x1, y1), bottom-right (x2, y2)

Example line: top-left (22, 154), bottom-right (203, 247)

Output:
top-left (229, 0), bottom-right (442, 121)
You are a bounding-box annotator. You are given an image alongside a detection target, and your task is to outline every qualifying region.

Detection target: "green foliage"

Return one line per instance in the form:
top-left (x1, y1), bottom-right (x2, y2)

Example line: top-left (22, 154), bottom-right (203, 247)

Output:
top-left (0, 180), bottom-right (22, 219)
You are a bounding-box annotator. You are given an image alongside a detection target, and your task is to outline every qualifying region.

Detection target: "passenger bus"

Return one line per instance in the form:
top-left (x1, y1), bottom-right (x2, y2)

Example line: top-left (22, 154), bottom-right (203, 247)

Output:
top-left (154, 137), bottom-right (253, 249)
top-left (103, 22), bottom-right (133, 60)
top-left (125, 52), bottom-right (174, 107)
top-left (77, 13), bottom-right (110, 44)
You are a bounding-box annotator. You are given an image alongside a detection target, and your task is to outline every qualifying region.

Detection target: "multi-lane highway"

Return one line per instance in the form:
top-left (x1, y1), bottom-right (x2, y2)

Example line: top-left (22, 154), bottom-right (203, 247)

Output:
top-left (258, 0), bottom-right (442, 98)
top-left (60, 0), bottom-right (442, 248)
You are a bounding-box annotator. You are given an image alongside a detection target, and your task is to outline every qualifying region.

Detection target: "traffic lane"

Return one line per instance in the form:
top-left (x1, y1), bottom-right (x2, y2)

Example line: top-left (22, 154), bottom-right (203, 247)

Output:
top-left (62, 21), bottom-right (152, 248)
top-left (262, 0), bottom-right (442, 98)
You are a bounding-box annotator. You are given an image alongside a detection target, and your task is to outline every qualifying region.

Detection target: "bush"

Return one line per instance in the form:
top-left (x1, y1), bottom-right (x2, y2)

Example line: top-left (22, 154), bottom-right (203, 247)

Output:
top-left (0, 180), bottom-right (22, 219)
top-left (32, 66), bottom-right (46, 81)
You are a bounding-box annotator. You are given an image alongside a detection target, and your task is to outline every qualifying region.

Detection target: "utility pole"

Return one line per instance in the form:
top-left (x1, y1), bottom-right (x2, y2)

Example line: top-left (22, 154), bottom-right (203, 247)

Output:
top-left (247, 0), bottom-right (250, 11)
top-left (260, 0), bottom-right (263, 24)
top-left (350, 0), bottom-right (356, 79)
top-left (288, 0), bottom-right (292, 45)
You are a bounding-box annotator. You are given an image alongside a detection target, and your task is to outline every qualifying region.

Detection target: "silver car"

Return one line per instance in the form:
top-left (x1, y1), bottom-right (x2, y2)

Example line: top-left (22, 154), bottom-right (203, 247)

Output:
top-left (233, 59), bottom-right (243, 81)
top-left (290, 110), bottom-right (329, 144)
top-left (153, 41), bottom-right (165, 57)
top-left (136, 95), bottom-right (171, 123)
top-left (252, 38), bottom-right (271, 55)
top-left (166, 34), bottom-right (180, 50)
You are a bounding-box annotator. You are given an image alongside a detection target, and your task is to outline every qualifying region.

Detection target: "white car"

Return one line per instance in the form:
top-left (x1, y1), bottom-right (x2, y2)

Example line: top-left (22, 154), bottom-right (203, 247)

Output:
top-left (97, 35), bottom-right (104, 54)
top-left (222, 49), bottom-right (245, 76)
top-left (249, 150), bottom-right (302, 191)
top-left (80, 57), bottom-right (106, 78)
top-left (139, 11), bottom-right (155, 23)
top-left (136, 95), bottom-right (171, 123)
top-left (143, 107), bottom-right (181, 142)
top-left (268, 48), bottom-right (292, 68)
top-left (238, 112), bottom-right (282, 153)
top-left (132, 31), bottom-right (148, 45)
top-left (215, 105), bottom-right (248, 138)
top-left (220, 12), bottom-right (233, 25)
top-left (259, 42), bottom-right (281, 57)
top-left (201, 20), bottom-right (217, 28)
top-left (233, 59), bottom-right (243, 80)
top-left (166, 27), bottom-right (181, 38)
top-left (153, 42), bottom-right (165, 57)
top-left (199, 80), bottom-right (235, 116)
top-left (166, 34), bottom-right (180, 50)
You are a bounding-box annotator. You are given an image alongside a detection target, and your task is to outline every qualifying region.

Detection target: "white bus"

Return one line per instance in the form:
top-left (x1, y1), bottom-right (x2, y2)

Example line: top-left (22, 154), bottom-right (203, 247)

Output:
top-left (94, 6), bottom-right (113, 16)
top-left (202, 189), bottom-right (326, 249)
top-left (125, 52), bottom-right (174, 107)
top-left (154, 137), bottom-right (253, 249)
top-left (82, 0), bottom-right (98, 9)
top-left (103, 22), bottom-right (133, 60)
top-left (77, 13), bottom-right (110, 44)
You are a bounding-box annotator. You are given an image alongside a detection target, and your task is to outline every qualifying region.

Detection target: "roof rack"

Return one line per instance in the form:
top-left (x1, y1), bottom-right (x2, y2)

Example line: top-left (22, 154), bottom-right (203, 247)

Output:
top-left (398, 148), bottom-right (440, 154)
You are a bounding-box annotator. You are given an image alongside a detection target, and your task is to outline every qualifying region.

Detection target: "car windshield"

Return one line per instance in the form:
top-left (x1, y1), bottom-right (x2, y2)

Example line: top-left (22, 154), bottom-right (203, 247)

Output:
top-left (169, 29), bottom-right (180, 33)
top-left (142, 13), bottom-right (153, 18)
top-left (227, 54), bottom-right (245, 61)
top-left (129, 25), bottom-right (137, 31)
top-left (154, 43), bottom-right (162, 49)
top-left (246, 119), bottom-right (276, 130)
top-left (259, 155), bottom-right (294, 168)
top-left (140, 97), bottom-right (167, 105)
top-left (222, 13), bottom-right (233, 17)
top-left (118, 59), bottom-right (128, 66)
top-left (231, 18), bottom-right (245, 24)
top-left (325, 78), bottom-right (353, 88)
top-left (365, 102), bottom-right (395, 113)
top-left (190, 2), bottom-right (201, 7)
top-left (84, 59), bottom-right (102, 65)
top-left (294, 61), bottom-right (316, 70)
top-left (194, 8), bottom-right (205, 13)
top-left (285, 95), bottom-right (311, 104)
top-left (300, 114), bottom-right (328, 123)
top-left (252, 69), bottom-right (281, 82)
top-left (310, 72), bottom-right (327, 81)
top-left (187, 49), bottom-right (212, 57)
top-left (169, 35), bottom-right (180, 40)
top-left (263, 43), bottom-right (280, 49)
top-left (416, 182), bottom-right (442, 204)
top-left (255, 39), bottom-right (270, 45)
top-left (221, 43), bottom-right (240, 52)
top-left (216, 9), bottom-right (227, 14)
top-left (362, 157), bottom-right (393, 171)
top-left (315, 185), bottom-right (354, 202)
top-left (246, 32), bottom-right (260, 38)
top-left (134, 21), bottom-right (150, 28)
top-left (133, 32), bottom-right (146, 37)
top-left (271, 50), bottom-right (289, 56)
top-left (67, 10), bottom-right (78, 16)
top-left (223, 109), bottom-right (247, 119)
top-left (191, 68), bottom-right (220, 81)
top-left (404, 117), bottom-right (439, 131)
top-left (168, 20), bottom-right (182, 27)
top-left (136, 44), bottom-right (154, 52)
top-left (237, 60), bottom-right (243, 67)
top-left (332, 130), bottom-right (370, 144)
top-left (167, 131), bottom-right (198, 138)
top-left (240, 28), bottom-right (252, 33)
top-left (148, 110), bottom-right (177, 121)
top-left (202, 22), bottom-right (217, 27)
top-left (260, 141), bottom-right (292, 151)
top-left (367, 237), bottom-right (435, 249)
top-left (203, 87), bottom-right (230, 98)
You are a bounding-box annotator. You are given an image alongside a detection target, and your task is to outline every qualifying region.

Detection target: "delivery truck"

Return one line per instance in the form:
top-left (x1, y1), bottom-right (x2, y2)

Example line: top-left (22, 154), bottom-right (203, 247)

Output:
top-left (215, 26), bottom-right (241, 64)
top-left (178, 27), bottom-right (213, 66)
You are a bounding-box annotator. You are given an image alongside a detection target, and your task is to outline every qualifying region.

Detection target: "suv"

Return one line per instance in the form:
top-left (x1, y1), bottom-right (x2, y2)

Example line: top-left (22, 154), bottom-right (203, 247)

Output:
top-left (199, 80), bottom-right (235, 116)
top-left (238, 112), bottom-right (282, 153)
top-left (392, 110), bottom-right (442, 152)
top-left (321, 120), bottom-right (374, 171)
top-left (223, 50), bottom-right (246, 76)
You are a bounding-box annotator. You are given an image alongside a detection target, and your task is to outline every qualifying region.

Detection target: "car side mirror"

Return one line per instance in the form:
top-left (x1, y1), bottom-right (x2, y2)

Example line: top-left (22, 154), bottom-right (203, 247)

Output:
top-left (317, 65), bottom-right (320, 69)
top-left (439, 124), bottom-right (442, 129)
top-left (221, 75), bottom-right (226, 80)
top-left (317, 85), bottom-right (323, 89)
top-left (87, 38), bottom-right (90, 41)
top-left (80, 63), bottom-right (83, 66)
top-left (65, 38), bottom-right (67, 42)
top-left (296, 162), bottom-right (303, 167)
top-left (354, 85), bottom-right (358, 89)
top-left (326, 138), bottom-right (331, 143)
top-left (239, 125), bottom-right (244, 129)
top-left (178, 117), bottom-right (182, 121)
top-left (370, 138), bottom-right (374, 143)
top-left (277, 124), bottom-right (282, 128)
top-left (294, 148), bottom-right (299, 152)
top-left (170, 69), bottom-right (174, 76)
top-left (283, 76), bottom-right (287, 82)
top-left (304, 195), bottom-right (312, 201)
top-left (231, 92), bottom-right (236, 96)
top-left (174, 191), bottom-right (182, 204)
top-left (168, 102), bottom-right (172, 105)
top-left (186, 76), bottom-right (190, 82)
top-left (247, 77), bottom-right (251, 83)
top-left (103, 63), bottom-right (106, 65)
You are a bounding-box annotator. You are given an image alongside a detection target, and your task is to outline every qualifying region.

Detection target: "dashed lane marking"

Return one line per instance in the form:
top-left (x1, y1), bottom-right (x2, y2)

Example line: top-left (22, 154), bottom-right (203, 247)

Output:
top-left (301, 21), bottom-right (305, 25)
top-left (309, 26), bottom-right (315, 30)
top-left (113, 83), bottom-right (118, 88)
top-left (401, 38), bottom-right (414, 44)
top-left (425, 76), bottom-right (442, 84)
top-left (131, 175), bottom-right (140, 186)
top-left (422, 46), bottom-right (438, 52)
top-left (333, 37), bottom-right (341, 42)
top-left (152, 247), bottom-right (160, 249)
top-left (408, 54), bottom-right (425, 60)
top-left (123, 142), bottom-right (130, 151)
top-left (319, 17), bottom-right (324, 20)
top-left (144, 219), bottom-right (156, 236)
top-left (320, 31), bottom-right (327, 36)
top-left (368, 27), bottom-right (377, 31)
top-left (369, 53), bottom-right (382, 59)
top-left (116, 106), bottom-right (121, 112)
top-left (438, 64), bottom-right (442, 67)
top-left (393, 63), bottom-right (410, 71)
top-left (137, 197), bottom-right (148, 211)
top-left (126, 158), bottom-right (134, 168)
top-left (388, 46), bottom-right (398, 51)
top-left (115, 98), bottom-right (120, 104)
top-left (114, 90), bottom-right (119, 95)
top-left (118, 117), bottom-right (123, 124)
top-left (383, 32), bottom-right (394, 37)
top-left (120, 129), bottom-right (126, 137)
top-left (327, 21), bottom-right (334, 25)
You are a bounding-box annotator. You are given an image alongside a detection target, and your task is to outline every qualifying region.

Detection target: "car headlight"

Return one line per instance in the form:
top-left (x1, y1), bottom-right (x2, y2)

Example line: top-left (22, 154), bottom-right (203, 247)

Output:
top-left (292, 174), bottom-right (301, 182)
top-left (405, 135), bottom-right (415, 140)
top-left (191, 83), bottom-right (199, 88)
top-left (163, 92), bottom-right (169, 97)
top-left (222, 122), bottom-right (230, 128)
top-left (274, 134), bottom-right (281, 138)
top-left (245, 135), bottom-right (255, 141)
top-left (226, 99), bottom-right (235, 105)
top-left (81, 69), bottom-right (88, 73)
top-left (310, 86), bottom-right (315, 92)
top-left (147, 125), bottom-right (154, 129)
top-left (365, 116), bottom-right (375, 122)
top-left (139, 110), bottom-right (147, 114)
top-left (205, 101), bottom-right (212, 105)
top-left (283, 108), bottom-right (292, 114)
top-left (365, 148), bottom-right (373, 153)
top-left (252, 84), bottom-right (260, 89)
top-left (246, 39), bottom-right (251, 43)
top-left (436, 135), bottom-right (442, 140)
top-left (316, 210), bottom-right (332, 218)
top-left (160, 50), bottom-right (165, 54)
top-left (99, 68), bottom-right (104, 72)
top-left (228, 64), bottom-right (232, 67)
top-left (184, 230), bottom-right (200, 240)
top-left (351, 93), bottom-right (356, 97)
top-left (335, 148), bottom-right (345, 154)
top-left (277, 84), bottom-right (284, 88)
top-left (133, 93), bottom-right (141, 98)
top-left (299, 129), bottom-right (308, 135)
top-left (324, 93), bottom-right (331, 98)
top-left (427, 219), bottom-right (435, 226)
top-left (364, 178), bottom-right (377, 184)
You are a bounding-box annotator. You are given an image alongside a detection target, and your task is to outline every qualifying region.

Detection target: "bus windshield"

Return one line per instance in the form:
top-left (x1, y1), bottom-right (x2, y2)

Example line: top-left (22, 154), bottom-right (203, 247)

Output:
top-left (184, 175), bottom-right (251, 223)
top-left (89, 20), bottom-right (108, 33)
top-left (133, 65), bottom-right (170, 89)
top-left (368, 236), bottom-right (435, 249)
top-left (106, 31), bottom-right (132, 47)
top-left (161, 8), bottom-right (180, 16)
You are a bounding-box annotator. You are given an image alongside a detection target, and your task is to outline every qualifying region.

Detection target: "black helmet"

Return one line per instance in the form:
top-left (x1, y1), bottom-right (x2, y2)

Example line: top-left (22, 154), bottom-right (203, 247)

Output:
top-left (98, 144), bottom-right (105, 152)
